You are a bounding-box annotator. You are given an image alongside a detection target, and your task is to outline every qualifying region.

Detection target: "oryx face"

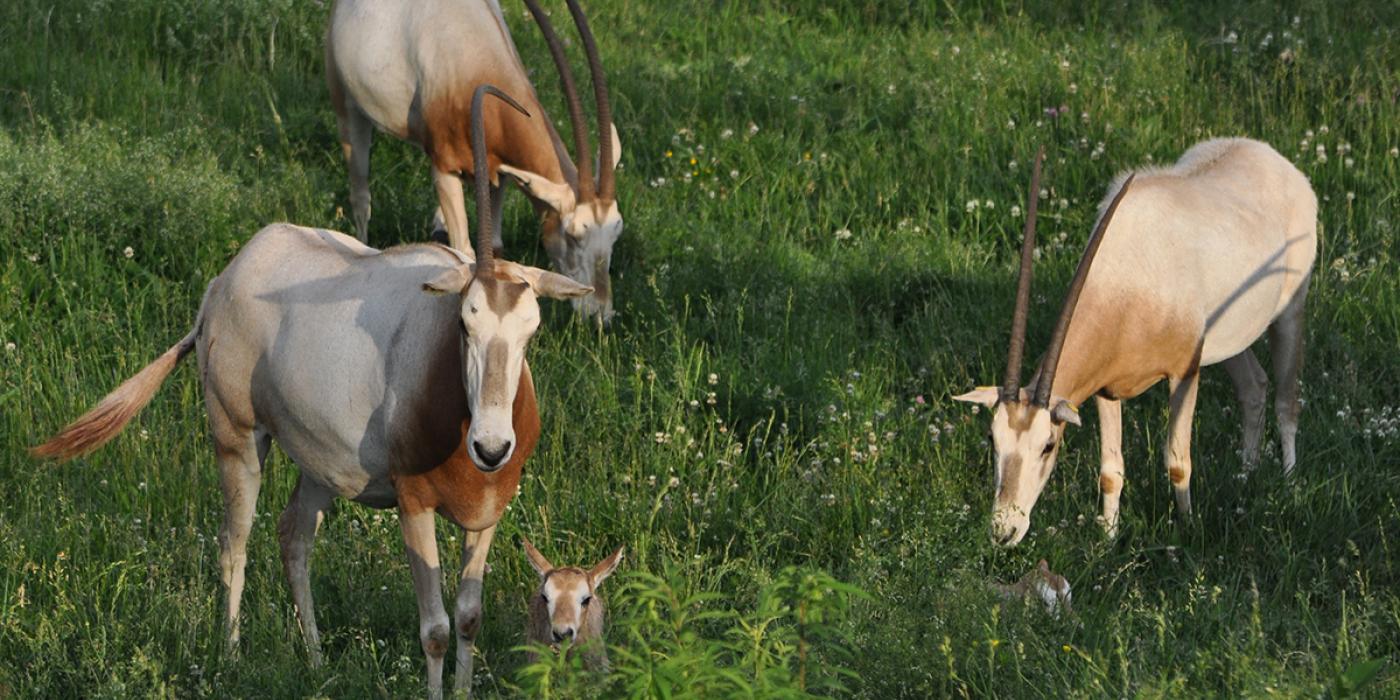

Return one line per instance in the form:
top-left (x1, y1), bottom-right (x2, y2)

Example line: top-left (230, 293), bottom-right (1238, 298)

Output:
top-left (955, 388), bottom-right (1081, 546)
top-left (425, 260), bottom-right (591, 473)
top-left (459, 275), bottom-right (539, 471)
top-left (523, 537), bottom-right (623, 645)
top-left (538, 568), bottom-right (594, 644)
top-left (984, 397), bottom-right (1068, 546)
top-left (542, 198), bottom-right (622, 323)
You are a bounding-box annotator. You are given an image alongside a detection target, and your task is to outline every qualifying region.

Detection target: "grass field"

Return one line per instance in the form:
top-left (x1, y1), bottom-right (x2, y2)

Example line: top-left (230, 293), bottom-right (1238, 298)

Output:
top-left (2, 0), bottom-right (1399, 696)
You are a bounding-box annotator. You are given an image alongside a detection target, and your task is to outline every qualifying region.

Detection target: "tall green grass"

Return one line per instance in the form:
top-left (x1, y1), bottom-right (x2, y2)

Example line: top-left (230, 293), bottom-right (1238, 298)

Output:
top-left (2, 0), bottom-right (1397, 696)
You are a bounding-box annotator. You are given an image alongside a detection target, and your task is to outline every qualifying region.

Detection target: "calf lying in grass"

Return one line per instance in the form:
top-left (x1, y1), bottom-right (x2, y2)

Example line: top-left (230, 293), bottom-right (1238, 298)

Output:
top-left (522, 537), bottom-right (623, 670)
top-left (990, 559), bottom-right (1073, 617)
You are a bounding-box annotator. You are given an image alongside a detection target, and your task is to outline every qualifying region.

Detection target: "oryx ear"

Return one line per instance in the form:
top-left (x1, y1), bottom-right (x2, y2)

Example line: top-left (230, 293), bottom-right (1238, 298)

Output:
top-left (499, 164), bottom-right (576, 215)
top-left (1051, 400), bottom-right (1082, 426)
top-left (952, 386), bottom-right (999, 408)
top-left (521, 537), bottom-right (554, 577)
top-left (422, 264), bottom-right (473, 295)
top-left (588, 546), bottom-right (624, 587)
top-left (496, 261), bottom-right (593, 300)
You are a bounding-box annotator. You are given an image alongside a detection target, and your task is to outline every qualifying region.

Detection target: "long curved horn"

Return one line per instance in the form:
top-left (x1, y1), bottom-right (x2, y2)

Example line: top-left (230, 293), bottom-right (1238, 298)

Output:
top-left (1033, 173), bottom-right (1136, 407)
top-left (564, 0), bottom-right (615, 202)
top-left (471, 85), bottom-right (532, 274)
top-left (522, 0), bottom-right (594, 202)
top-left (1002, 146), bottom-right (1044, 404)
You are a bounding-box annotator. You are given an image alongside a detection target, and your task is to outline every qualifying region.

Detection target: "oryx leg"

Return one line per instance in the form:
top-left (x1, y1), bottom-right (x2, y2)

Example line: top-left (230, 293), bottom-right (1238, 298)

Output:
top-left (453, 524), bottom-right (497, 696)
top-left (431, 207), bottom-right (449, 245)
top-left (489, 182), bottom-right (506, 256)
top-left (1222, 349), bottom-right (1269, 468)
top-left (433, 167), bottom-right (471, 257)
top-left (1095, 396), bottom-right (1125, 538)
top-left (1166, 370), bottom-right (1201, 516)
top-left (1270, 276), bottom-right (1309, 475)
top-left (338, 107), bottom-right (374, 243)
top-left (213, 423), bottom-right (268, 649)
top-left (277, 475), bottom-right (334, 667)
top-left (400, 506), bottom-right (450, 700)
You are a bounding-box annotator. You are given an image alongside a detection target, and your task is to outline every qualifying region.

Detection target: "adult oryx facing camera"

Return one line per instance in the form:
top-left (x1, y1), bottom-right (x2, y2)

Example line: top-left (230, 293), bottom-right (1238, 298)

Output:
top-left (34, 86), bottom-right (590, 700)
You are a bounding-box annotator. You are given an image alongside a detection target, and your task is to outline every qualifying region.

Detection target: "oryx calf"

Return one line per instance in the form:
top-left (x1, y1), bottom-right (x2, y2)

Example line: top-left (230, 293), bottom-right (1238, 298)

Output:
top-left (955, 138), bottom-right (1317, 546)
top-left (34, 87), bottom-right (588, 700)
top-left (989, 559), bottom-right (1073, 617)
top-left (522, 537), bottom-right (622, 671)
top-left (327, 0), bottom-right (625, 321)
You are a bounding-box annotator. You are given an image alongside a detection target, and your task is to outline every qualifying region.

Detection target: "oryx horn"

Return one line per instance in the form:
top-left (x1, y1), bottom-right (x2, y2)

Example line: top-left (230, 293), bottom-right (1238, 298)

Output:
top-left (1002, 146), bottom-right (1045, 404)
top-left (471, 85), bottom-right (532, 274)
top-left (522, 0), bottom-right (595, 202)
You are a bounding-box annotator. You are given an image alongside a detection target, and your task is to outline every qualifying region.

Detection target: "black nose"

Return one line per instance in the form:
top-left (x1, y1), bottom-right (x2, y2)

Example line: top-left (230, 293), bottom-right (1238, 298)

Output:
top-left (551, 628), bottom-right (575, 643)
top-left (473, 440), bottom-right (511, 469)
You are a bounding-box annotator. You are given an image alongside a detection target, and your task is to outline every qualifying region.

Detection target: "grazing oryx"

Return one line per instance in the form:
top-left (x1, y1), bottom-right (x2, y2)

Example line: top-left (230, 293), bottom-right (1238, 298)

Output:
top-left (521, 537), bottom-right (622, 671)
top-left (327, 0), bottom-right (625, 321)
top-left (955, 138), bottom-right (1316, 546)
top-left (34, 87), bottom-right (590, 699)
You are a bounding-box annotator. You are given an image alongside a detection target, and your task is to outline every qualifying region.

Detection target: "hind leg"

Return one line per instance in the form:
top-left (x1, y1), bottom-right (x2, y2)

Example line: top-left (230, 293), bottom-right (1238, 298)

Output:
top-left (1222, 349), bottom-right (1269, 469)
top-left (1166, 370), bottom-right (1200, 516)
top-left (338, 110), bottom-right (374, 244)
top-left (278, 475), bottom-right (335, 667)
top-left (213, 423), bottom-right (268, 649)
top-left (1270, 276), bottom-right (1310, 474)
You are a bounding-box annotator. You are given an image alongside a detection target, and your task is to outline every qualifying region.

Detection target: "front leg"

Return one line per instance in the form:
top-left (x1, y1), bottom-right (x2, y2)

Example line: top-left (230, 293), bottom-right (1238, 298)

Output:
top-left (432, 166), bottom-right (472, 257)
top-left (454, 525), bottom-right (498, 697)
top-left (1095, 396), bottom-right (1125, 538)
top-left (400, 507), bottom-right (450, 700)
top-left (489, 182), bottom-right (506, 257)
top-left (1166, 370), bottom-right (1201, 516)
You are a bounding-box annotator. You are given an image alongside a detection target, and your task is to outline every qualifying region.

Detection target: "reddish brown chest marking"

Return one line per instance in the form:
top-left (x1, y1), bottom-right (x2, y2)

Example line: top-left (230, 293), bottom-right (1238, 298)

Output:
top-left (394, 365), bottom-right (541, 530)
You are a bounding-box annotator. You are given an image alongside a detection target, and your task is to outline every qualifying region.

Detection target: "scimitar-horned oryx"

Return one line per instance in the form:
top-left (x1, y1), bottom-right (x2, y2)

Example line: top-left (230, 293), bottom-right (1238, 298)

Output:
top-left (34, 86), bottom-right (590, 699)
top-left (327, 0), bottom-right (624, 321)
top-left (955, 139), bottom-right (1317, 546)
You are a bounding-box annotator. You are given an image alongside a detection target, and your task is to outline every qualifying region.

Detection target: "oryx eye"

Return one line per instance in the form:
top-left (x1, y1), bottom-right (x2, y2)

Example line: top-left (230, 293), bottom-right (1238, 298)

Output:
top-left (581, 595), bottom-right (592, 606)
top-left (540, 593), bottom-right (550, 604)
top-left (1041, 442), bottom-right (1055, 457)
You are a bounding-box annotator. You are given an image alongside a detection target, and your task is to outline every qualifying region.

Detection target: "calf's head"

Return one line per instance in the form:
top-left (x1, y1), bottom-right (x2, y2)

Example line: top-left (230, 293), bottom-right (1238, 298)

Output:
top-left (523, 537), bottom-right (623, 644)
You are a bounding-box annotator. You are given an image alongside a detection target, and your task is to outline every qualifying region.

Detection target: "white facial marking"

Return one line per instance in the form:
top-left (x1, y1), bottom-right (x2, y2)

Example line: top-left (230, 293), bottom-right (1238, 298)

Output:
top-left (552, 201), bottom-right (622, 320)
top-left (460, 279), bottom-right (540, 471)
top-left (988, 403), bottom-right (1063, 546)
